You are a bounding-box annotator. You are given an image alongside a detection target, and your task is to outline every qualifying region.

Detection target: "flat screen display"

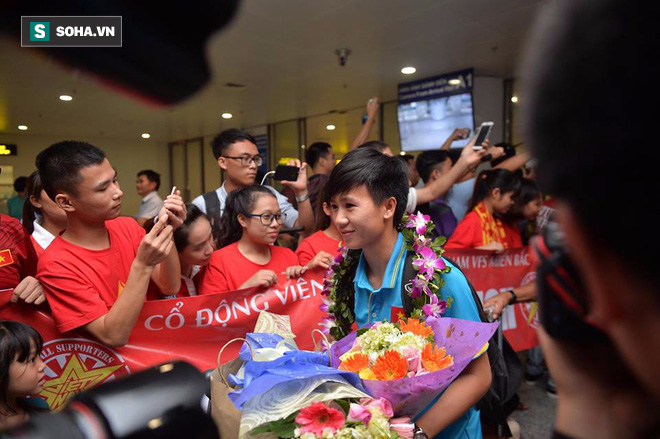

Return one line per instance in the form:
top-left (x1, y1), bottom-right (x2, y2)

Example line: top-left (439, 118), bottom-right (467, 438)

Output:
top-left (397, 92), bottom-right (474, 151)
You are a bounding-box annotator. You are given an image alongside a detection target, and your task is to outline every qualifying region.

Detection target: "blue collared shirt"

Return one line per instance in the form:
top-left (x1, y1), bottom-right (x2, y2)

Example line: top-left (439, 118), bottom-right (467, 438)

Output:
top-left (353, 233), bottom-right (407, 328)
top-left (352, 232), bottom-right (483, 439)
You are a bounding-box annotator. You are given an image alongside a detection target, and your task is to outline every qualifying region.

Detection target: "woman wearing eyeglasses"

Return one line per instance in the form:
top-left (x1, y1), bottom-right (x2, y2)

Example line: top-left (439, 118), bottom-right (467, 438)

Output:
top-left (199, 185), bottom-right (307, 294)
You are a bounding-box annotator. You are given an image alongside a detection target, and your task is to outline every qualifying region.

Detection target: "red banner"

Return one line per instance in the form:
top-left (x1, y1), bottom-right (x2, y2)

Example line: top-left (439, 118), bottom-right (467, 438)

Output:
top-left (0, 270), bottom-right (326, 410)
top-left (0, 250), bottom-right (538, 411)
top-left (444, 248), bottom-right (539, 352)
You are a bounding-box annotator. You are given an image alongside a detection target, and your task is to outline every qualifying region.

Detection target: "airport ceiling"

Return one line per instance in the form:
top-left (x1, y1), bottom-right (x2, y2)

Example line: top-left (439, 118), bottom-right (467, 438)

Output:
top-left (0, 0), bottom-right (546, 143)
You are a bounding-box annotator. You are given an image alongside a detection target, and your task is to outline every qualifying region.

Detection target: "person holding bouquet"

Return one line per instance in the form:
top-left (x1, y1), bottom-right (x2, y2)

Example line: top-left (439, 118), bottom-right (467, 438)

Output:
top-left (322, 148), bottom-right (491, 439)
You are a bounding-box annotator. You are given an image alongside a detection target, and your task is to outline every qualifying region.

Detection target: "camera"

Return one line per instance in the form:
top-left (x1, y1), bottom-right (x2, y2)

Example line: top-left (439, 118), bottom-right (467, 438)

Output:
top-left (1, 361), bottom-right (218, 439)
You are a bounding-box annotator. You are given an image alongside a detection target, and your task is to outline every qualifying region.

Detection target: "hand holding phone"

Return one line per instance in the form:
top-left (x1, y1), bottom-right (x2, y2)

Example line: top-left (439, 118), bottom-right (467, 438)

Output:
top-left (273, 165), bottom-right (300, 182)
top-left (472, 122), bottom-right (494, 150)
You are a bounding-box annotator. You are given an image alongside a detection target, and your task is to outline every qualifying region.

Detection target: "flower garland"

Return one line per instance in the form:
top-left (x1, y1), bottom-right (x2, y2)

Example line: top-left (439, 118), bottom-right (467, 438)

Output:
top-left (321, 212), bottom-right (452, 341)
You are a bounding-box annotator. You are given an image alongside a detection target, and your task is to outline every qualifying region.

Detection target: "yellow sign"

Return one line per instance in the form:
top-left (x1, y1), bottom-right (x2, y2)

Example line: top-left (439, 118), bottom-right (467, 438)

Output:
top-left (0, 144), bottom-right (17, 156)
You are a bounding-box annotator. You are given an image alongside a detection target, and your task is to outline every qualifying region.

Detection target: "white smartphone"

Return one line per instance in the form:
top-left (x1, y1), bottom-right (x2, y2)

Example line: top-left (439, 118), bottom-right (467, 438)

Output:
top-left (472, 122), bottom-right (494, 150)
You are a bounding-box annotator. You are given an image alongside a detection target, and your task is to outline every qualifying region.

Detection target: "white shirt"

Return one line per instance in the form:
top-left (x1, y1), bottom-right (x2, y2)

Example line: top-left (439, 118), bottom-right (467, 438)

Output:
top-left (136, 191), bottom-right (164, 220)
top-left (447, 178), bottom-right (476, 222)
top-left (191, 183), bottom-right (299, 228)
top-left (406, 187), bottom-right (418, 213)
top-left (31, 218), bottom-right (56, 251)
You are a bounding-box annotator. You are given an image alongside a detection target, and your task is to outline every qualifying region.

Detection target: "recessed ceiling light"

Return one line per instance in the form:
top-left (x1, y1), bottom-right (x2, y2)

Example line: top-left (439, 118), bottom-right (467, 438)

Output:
top-left (401, 67), bottom-right (416, 75)
top-left (221, 113), bottom-right (233, 119)
top-left (448, 79), bottom-right (461, 85)
top-left (141, 133), bottom-right (151, 139)
top-left (18, 125), bottom-right (28, 131)
top-left (326, 124), bottom-right (336, 131)
top-left (511, 96), bottom-right (519, 103)
top-left (59, 95), bottom-right (73, 101)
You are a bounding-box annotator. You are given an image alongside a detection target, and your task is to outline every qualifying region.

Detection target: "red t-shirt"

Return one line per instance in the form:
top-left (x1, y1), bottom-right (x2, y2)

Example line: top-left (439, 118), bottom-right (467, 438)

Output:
top-left (446, 210), bottom-right (523, 249)
top-left (37, 217), bottom-right (145, 332)
top-left (30, 236), bottom-right (45, 259)
top-left (0, 214), bottom-right (38, 289)
top-left (295, 230), bottom-right (341, 266)
top-left (200, 243), bottom-right (298, 294)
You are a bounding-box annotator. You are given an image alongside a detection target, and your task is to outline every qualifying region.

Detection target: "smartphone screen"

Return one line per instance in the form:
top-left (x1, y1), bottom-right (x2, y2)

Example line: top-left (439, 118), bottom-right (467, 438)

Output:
top-left (273, 165), bottom-right (299, 181)
top-left (473, 122), bottom-right (493, 148)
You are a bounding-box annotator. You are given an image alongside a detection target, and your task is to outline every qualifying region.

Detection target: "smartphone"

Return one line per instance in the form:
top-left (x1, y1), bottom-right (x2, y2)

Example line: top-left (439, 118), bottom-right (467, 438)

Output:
top-left (273, 165), bottom-right (299, 181)
top-left (472, 122), bottom-right (494, 150)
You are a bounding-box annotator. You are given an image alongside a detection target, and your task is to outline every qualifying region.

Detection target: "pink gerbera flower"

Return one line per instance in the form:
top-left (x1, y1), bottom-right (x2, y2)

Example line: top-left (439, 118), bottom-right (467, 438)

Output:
top-left (296, 402), bottom-right (346, 436)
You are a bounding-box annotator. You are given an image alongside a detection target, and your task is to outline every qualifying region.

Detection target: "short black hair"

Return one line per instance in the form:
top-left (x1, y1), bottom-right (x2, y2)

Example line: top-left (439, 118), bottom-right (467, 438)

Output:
top-left (326, 148), bottom-right (409, 226)
top-left (415, 151), bottom-right (449, 183)
top-left (36, 141), bottom-right (106, 200)
top-left (357, 140), bottom-right (390, 153)
top-left (13, 176), bottom-right (28, 193)
top-left (523, 0), bottom-right (657, 285)
top-left (137, 169), bottom-right (161, 191)
top-left (305, 142), bottom-right (332, 168)
top-left (211, 129), bottom-right (257, 160)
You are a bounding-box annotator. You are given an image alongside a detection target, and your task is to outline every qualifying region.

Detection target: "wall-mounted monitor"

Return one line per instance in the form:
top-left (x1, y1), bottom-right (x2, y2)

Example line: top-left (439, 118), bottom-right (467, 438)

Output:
top-left (397, 68), bottom-right (474, 151)
top-left (397, 92), bottom-right (474, 151)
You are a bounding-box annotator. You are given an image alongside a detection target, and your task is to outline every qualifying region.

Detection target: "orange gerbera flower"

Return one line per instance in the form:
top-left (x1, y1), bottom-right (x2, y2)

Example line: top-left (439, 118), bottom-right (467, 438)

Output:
top-left (399, 318), bottom-right (434, 339)
top-left (339, 353), bottom-right (370, 373)
top-left (421, 344), bottom-right (454, 372)
top-left (371, 350), bottom-right (408, 380)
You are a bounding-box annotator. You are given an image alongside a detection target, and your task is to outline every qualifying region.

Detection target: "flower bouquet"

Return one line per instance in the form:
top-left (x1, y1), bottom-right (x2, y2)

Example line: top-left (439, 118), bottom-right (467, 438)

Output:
top-left (330, 317), bottom-right (497, 416)
top-left (248, 397), bottom-right (414, 439)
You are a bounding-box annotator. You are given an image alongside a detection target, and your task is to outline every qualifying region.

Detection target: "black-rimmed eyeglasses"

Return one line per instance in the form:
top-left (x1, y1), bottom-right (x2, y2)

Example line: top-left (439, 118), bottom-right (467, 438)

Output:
top-left (245, 212), bottom-right (287, 225)
top-left (223, 155), bottom-right (263, 167)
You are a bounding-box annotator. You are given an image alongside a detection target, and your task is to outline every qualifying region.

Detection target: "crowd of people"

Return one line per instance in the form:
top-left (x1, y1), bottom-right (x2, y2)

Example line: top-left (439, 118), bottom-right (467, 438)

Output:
top-left (2, 0), bottom-right (659, 437)
top-left (0, 117), bottom-right (538, 434)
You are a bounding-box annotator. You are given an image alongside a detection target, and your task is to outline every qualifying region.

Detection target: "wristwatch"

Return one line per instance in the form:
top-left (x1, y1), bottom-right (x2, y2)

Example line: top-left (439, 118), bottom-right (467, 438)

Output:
top-left (295, 192), bottom-right (310, 203)
top-left (413, 425), bottom-right (429, 439)
top-left (507, 289), bottom-right (518, 305)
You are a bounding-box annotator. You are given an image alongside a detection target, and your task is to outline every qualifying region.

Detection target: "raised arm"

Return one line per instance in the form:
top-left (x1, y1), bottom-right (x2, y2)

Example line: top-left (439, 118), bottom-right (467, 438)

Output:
top-left (85, 216), bottom-right (175, 347)
top-left (350, 97), bottom-right (379, 150)
top-left (415, 140), bottom-right (487, 205)
top-left (281, 159), bottom-right (315, 237)
top-left (440, 128), bottom-right (471, 151)
top-left (494, 150), bottom-right (531, 171)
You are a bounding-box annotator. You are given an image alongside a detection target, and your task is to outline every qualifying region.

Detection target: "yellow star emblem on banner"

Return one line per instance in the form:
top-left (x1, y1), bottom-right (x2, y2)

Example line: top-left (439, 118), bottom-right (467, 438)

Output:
top-left (39, 353), bottom-right (123, 410)
top-left (118, 281), bottom-right (125, 296)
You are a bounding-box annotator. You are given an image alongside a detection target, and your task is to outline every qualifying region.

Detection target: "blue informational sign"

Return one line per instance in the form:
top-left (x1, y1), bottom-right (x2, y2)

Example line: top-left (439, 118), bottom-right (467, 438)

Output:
top-left (398, 68), bottom-right (473, 105)
top-left (254, 134), bottom-right (268, 173)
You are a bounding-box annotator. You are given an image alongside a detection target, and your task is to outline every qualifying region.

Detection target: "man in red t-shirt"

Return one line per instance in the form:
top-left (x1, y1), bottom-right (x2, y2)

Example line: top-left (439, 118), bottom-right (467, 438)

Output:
top-left (36, 141), bottom-right (185, 347)
top-left (0, 213), bottom-right (45, 304)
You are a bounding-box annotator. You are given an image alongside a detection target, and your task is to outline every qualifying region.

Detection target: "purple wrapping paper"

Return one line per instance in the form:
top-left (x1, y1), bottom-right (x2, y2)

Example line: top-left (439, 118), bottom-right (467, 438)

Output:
top-left (330, 317), bottom-right (499, 416)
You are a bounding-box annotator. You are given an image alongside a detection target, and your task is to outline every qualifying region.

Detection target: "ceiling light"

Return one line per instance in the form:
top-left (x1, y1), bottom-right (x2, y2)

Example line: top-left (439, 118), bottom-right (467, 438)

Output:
top-left (401, 67), bottom-right (416, 75)
top-left (59, 95), bottom-right (73, 101)
top-left (18, 125), bottom-right (28, 131)
top-left (141, 133), bottom-right (151, 139)
top-left (326, 124), bottom-right (336, 131)
top-left (221, 113), bottom-right (233, 119)
top-left (400, 151), bottom-right (406, 155)
top-left (511, 96), bottom-right (519, 103)
top-left (448, 79), bottom-right (461, 85)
